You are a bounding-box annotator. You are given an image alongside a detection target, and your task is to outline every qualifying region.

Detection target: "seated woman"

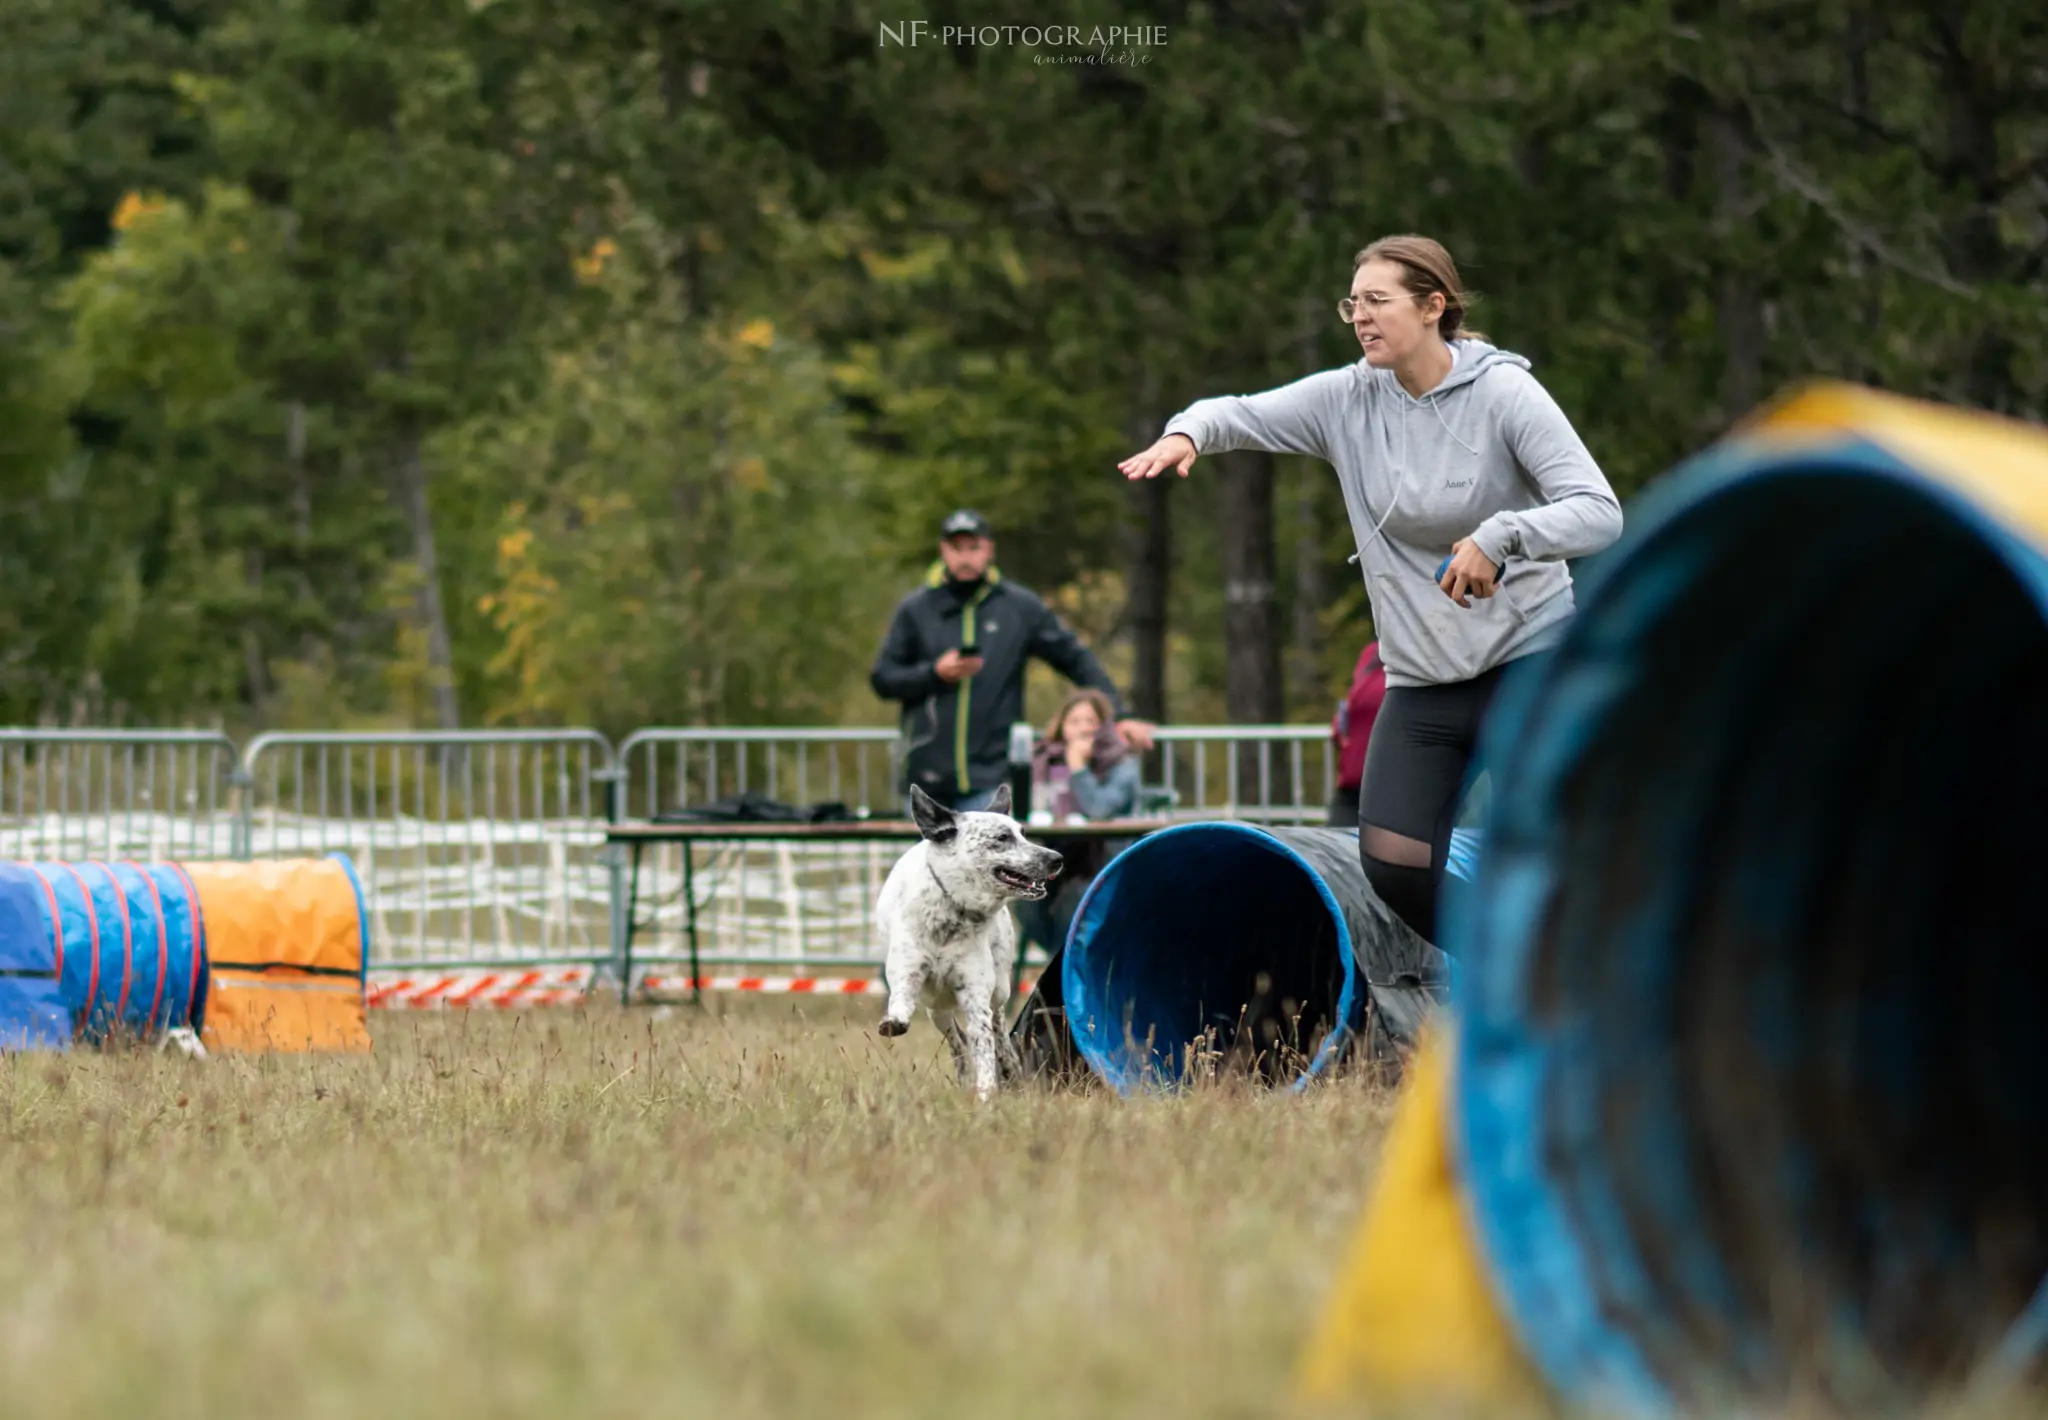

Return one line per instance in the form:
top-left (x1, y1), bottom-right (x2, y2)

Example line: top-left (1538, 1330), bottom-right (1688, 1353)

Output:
top-left (1030, 688), bottom-right (1141, 822)
top-left (1015, 690), bottom-right (1142, 959)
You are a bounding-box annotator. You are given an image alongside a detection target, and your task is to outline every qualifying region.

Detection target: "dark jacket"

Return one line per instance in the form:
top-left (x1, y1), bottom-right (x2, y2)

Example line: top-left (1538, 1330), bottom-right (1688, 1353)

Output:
top-left (871, 565), bottom-right (1125, 800)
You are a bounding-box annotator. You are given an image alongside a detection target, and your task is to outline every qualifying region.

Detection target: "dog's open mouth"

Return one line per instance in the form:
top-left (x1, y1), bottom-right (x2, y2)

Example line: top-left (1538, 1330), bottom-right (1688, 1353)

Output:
top-left (993, 867), bottom-right (1051, 900)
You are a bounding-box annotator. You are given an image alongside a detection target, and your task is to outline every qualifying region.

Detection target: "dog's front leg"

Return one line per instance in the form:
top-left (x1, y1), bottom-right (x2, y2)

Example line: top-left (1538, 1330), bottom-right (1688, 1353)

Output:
top-left (879, 938), bottom-right (927, 1038)
top-left (954, 954), bottom-right (1001, 1099)
top-left (956, 995), bottom-right (1000, 1100)
top-left (995, 1008), bottom-right (1024, 1085)
top-left (935, 1007), bottom-right (972, 1083)
top-left (990, 976), bottom-right (1024, 1084)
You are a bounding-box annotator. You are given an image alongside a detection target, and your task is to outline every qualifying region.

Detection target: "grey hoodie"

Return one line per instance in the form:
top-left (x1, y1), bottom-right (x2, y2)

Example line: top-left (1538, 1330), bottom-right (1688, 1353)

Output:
top-left (1163, 340), bottom-right (1623, 688)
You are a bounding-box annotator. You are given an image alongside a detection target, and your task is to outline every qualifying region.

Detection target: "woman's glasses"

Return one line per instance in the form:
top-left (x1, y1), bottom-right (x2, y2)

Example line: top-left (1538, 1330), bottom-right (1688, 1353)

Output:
top-left (1338, 292), bottom-right (1412, 322)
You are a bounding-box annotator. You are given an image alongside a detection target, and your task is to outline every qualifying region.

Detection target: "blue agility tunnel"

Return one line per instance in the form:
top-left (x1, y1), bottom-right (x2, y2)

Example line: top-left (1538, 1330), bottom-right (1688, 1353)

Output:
top-left (1057, 822), bottom-right (1450, 1093)
top-left (0, 866), bottom-right (71, 1049)
top-left (71, 863), bottom-right (136, 1038)
top-left (137, 862), bottom-right (208, 1037)
top-left (1444, 385), bottom-right (2048, 1411)
top-left (21, 863), bottom-right (111, 1038)
top-left (0, 861), bottom-right (210, 1049)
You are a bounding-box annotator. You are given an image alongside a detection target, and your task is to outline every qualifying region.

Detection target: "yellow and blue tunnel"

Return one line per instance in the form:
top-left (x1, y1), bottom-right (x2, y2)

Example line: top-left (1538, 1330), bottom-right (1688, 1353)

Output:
top-left (1299, 383), bottom-right (2048, 1413)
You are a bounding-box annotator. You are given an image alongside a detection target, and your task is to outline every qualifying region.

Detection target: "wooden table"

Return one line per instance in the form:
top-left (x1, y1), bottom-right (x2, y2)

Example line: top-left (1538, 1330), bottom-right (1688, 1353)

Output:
top-left (605, 817), bottom-right (1171, 1002)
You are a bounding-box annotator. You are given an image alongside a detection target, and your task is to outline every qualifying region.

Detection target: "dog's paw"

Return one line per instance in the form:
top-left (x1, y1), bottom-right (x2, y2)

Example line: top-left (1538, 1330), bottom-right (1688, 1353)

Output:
top-left (877, 1018), bottom-right (909, 1038)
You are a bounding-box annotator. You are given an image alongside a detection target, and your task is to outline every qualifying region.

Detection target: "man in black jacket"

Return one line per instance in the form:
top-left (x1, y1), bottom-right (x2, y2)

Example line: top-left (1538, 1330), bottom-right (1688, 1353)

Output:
top-left (872, 510), bottom-right (1156, 812)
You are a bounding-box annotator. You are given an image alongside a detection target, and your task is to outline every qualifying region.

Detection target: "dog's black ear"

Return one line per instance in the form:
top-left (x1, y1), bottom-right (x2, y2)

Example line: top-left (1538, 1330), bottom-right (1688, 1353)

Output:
top-left (909, 784), bottom-right (958, 844)
top-left (985, 782), bottom-right (1013, 817)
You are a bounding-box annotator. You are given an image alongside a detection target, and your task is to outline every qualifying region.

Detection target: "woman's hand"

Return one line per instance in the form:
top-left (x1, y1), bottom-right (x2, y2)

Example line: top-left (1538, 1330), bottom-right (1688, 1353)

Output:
top-left (1118, 433), bottom-right (1198, 481)
top-left (1063, 735), bottom-right (1093, 772)
top-left (1440, 538), bottom-right (1504, 608)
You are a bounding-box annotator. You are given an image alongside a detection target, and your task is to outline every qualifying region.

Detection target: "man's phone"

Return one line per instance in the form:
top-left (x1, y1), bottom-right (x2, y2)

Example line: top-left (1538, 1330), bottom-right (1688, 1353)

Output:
top-left (957, 642), bottom-right (982, 658)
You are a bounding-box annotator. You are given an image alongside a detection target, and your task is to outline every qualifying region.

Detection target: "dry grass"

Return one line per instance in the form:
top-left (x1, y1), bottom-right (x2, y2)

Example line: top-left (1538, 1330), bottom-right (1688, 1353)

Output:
top-left (0, 998), bottom-right (1406, 1420)
top-left (5, 1000), bottom-right (2039, 1420)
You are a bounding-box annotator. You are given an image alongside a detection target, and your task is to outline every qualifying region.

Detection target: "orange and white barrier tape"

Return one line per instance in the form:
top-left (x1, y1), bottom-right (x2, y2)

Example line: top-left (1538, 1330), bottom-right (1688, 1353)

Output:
top-left (367, 967), bottom-right (1042, 1007)
top-left (638, 974), bottom-right (1040, 997)
top-left (368, 967), bottom-right (592, 1009)
top-left (639, 972), bottom-right (880, 997)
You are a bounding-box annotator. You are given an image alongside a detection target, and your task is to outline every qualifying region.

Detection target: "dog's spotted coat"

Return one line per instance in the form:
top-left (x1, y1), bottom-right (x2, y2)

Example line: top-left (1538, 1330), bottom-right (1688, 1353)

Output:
top-left (876, 783), bottom-right (1064, 1099)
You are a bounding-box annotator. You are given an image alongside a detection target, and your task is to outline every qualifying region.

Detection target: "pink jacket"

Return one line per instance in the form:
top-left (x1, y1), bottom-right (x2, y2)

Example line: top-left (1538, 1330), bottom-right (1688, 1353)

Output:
top-left (1332, 642), bottom-right (1387, 791)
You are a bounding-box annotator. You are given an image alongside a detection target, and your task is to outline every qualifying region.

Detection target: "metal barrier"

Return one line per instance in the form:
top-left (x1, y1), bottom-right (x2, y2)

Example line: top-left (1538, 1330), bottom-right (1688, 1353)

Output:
top-left (239, 730), bottom-right (620, 972)
top-left (608, 724), bottom-right (1340, 976)
top-left (1149, 725), bottom-right (1336, 824)
top-left (614, 728), bottom-right (903, 974)
top-left (612, 724), bottom-right (1339, 825)
top-left (0, 729), bottom-right (244, 861)
top-left (615, 726), bottom-right (901, 820)
top-left (1, 723), bottom-right (1343, 980)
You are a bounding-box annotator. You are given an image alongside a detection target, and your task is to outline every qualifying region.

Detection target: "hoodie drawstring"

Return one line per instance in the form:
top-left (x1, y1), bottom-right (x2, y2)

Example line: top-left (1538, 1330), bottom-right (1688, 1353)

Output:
top-left (1349, 394), bottom-right (1405, 564)
top-left (1426, 390), bottom-right (1481, 456)
top-left (1348, 385), bottom-right (1479, 566)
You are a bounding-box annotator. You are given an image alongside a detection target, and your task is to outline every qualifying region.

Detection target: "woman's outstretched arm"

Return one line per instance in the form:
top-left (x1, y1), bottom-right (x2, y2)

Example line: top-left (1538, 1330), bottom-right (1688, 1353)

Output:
top-left (1119, 368), bottom-right (1351, 479)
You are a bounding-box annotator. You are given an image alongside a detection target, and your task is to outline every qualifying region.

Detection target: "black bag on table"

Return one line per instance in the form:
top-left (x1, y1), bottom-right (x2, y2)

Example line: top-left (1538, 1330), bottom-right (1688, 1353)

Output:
top-left (653, 791), bottom-right (853, 825)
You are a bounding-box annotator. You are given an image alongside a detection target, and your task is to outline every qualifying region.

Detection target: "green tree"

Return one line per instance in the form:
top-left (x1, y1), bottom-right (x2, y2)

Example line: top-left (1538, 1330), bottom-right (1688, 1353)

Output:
top-left (447, 212), bottom-right (898, 736)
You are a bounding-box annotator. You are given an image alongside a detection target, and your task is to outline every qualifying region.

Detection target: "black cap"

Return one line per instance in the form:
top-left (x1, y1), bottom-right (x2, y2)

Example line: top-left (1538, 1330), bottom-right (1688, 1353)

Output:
top-left (939, 508), bottom-right (992, 540)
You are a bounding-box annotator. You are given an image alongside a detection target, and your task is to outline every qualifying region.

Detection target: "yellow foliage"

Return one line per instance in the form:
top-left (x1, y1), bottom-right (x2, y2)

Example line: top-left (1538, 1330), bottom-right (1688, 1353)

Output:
top-left (1046, 569), bottom-right (1128, 646)
top-left (111, 191), bottom-right (171, 233)
top-left (735, 318), bottom-right (776, 350)
top-left (572, 237), bottom-right (617, 284)
top-left (732, 456), bottom-right (770, 491)
top-left (829, 343), bottom-right (884, 396)
top-left (856, 238), bottom-right (951, 284)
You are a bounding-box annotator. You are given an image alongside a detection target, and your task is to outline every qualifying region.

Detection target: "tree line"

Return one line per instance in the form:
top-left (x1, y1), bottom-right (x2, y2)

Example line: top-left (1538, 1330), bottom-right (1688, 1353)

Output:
top-left (2, 0), bottom-right (2040, 739)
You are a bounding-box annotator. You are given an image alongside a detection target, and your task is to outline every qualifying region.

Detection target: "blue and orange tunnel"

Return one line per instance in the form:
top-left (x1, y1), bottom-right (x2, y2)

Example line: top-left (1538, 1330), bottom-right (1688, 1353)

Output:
top-left (0, 854), bottom-right (371, 1053)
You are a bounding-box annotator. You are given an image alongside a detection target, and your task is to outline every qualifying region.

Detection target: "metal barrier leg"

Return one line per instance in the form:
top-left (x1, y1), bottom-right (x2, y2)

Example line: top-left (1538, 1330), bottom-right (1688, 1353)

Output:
top-left (620, 840), bottom-right (644, 1006)
top-left (231, 763), bottom-right (254, 860)
top-left (683, 841), bottom-right (702, 1007)
top-left (606, 838), bottom-right (629, 1002)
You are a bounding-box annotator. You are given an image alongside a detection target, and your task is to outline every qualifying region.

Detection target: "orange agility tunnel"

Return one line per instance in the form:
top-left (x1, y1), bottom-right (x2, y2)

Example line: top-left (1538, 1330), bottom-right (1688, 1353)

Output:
top-left (183, 854), bottom-right (372, 1054)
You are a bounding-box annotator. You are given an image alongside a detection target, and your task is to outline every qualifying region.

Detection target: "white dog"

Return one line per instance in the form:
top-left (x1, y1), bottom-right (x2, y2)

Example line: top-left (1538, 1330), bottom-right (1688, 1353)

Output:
top-left (876, 783), bottom-right (1064, 1098)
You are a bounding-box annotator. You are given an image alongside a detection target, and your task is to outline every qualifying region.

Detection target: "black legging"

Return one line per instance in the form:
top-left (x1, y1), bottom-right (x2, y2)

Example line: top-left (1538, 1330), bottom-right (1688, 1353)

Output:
top-left (1356, 660), bottom-right (1513, 946)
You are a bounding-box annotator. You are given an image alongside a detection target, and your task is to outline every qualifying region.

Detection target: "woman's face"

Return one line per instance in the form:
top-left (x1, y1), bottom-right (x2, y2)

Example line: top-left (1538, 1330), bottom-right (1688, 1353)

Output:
top-left (1060, 700), bottom-right (1102, 745)
top-left (1349, 258), bottom-right (1443, 368)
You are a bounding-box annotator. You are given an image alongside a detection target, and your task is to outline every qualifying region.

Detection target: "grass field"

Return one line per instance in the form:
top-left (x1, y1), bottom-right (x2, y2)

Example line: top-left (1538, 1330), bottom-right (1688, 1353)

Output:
top-left (5, 999), bottom-right (2040, 1420)
top-left (0, 998), bottom-right (1421, 1420)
